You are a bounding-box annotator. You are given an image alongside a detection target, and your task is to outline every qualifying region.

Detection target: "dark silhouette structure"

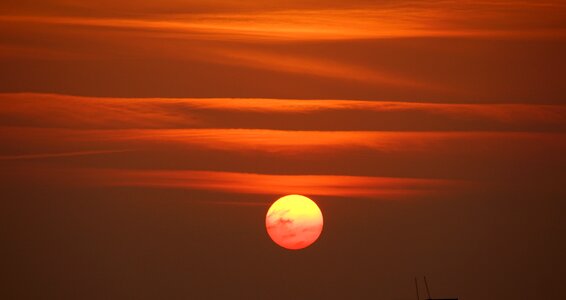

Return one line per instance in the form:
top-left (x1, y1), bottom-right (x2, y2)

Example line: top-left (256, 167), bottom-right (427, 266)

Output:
top-left (414, 276), bottom-right (458, 300)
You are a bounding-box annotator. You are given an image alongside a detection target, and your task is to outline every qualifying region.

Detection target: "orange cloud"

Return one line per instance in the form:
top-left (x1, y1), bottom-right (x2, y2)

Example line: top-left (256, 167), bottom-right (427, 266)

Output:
top-left (197, 47), bottom-right (434, 89)
top-left (0, 149), bottom-right (132, 160)
top-left (57, 168), bottom-right (469, 199)
top-left (109, 129), bottom-right (566, 156)
top-left (3, 127), bottom-right (565, 159)
top-left (0, 93), bottom-right (200, 129)
top-left (2, 4), bottom-right (565, 41)
top-left (1, 93), bottom-right (564, 130)
top-left (2, 3), bottom-right (564, 92)
top-left (2, 124), bottom-right (563, 186)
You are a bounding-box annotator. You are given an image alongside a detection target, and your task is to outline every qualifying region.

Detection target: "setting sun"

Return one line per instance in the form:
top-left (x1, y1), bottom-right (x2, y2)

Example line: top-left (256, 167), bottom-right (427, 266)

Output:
top-left (1, 0), bottom-right (564, 298)
top-left (265, 194), bottom-right (323, 250)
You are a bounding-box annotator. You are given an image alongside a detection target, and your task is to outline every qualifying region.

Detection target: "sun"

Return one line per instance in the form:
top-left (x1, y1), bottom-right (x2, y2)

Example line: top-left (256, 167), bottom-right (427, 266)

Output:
top-left (265, 194), bottom-right (323, 250)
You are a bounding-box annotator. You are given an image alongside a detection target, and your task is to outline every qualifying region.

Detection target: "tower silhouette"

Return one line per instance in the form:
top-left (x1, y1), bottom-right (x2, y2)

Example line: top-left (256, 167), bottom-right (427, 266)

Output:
top-left (414, 276), bottom-right (457, 300)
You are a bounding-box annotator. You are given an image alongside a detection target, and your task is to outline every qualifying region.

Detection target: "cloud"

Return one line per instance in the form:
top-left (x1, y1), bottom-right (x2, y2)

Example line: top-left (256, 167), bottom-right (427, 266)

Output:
top-left (0, 149), bottom-right (133, 160)
top-left (2, 3), bottom-right (565, 41)
top-left (196, 47), bottom-right (436, 89)
top-left (3, 126), bottom-right (565, 167)
top-left (2, 3), bottom-right (565, 99)
top-left (1, 93), bottom-right (564, 185)
top-left (101, 129), bottom-right (566, 158)
top-left (1, 93), bottom-right (564, 131)
top-left (38, 168), bottom-right (469, 199)
top-left (0, 93), bottom-right (200, 129)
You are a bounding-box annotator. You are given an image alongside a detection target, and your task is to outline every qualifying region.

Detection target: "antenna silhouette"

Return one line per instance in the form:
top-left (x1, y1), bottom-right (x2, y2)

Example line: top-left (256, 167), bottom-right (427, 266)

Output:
top-left (414, 277), bottom-right (420, 300)
top-left (413, 276), bottom-right (457, 300)
top-left (424, 276), bottom-right (431, 299)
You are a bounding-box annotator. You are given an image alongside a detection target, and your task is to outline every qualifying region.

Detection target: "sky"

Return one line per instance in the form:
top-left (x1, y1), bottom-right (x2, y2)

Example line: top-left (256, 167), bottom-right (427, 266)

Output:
top-left (1, 1), bottom-right (565, 299)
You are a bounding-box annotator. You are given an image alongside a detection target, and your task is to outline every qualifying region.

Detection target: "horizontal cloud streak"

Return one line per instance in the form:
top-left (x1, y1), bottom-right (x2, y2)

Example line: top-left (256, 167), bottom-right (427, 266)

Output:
top-left (1, 93), bottom-right (564, 131)
top-left (110, 129), bottom-right (565, 155)
top-left (2, 127), bottom-right (564, 181)
top-left (2, 2), bottom-right (565, 102)
top-left (102, 169), bottom-right (467, 198)
top-left (196, 47), bottom-right (435, 89)
top-left (2, 4), bottom-right (565, 41)
top-left (0, 149), bottom-right (132, 160)
top-left (1, 127), bottom-right (563, 186)
top-left (2, 3), bottom-right (565, 101)
top-left (0, 93), bottom-right (200, 129)
top-left (3, 127), bottom-right (564, 152)
top-left (11, 167), bottom-right (467, 199)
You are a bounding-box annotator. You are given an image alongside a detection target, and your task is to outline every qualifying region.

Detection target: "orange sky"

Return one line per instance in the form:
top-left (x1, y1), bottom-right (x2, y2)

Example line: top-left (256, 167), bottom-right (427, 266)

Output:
top-left (1, 1), bottom-right (565, 299)
top-left (1, 1), bottom-right (566, 101)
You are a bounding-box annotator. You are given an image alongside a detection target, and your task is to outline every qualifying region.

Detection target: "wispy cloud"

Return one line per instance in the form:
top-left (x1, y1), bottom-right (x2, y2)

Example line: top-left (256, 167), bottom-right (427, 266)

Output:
top-left (0, 93), bottom-right (200, 129)
top-left (196, 47), bottom-right (435, 89)
top-left (51, 168), bottom-right (469, 199)
top-left (2, 93), bottom-right (564, 131)
top-left (0, 149), bottom-right (132, 160)
top-left (105, 129), bottom-right (566, 156)
top-left (3, 127), bottom-right (565, 160)
top-left (2, 4), bottom-right (565, 41)
top-left (2, 3), bottom-right (564, 95)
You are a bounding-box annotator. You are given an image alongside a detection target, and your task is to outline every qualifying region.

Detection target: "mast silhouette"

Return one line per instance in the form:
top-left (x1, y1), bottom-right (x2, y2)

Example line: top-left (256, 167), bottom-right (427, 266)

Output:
top-left (424, 276), bottom-right (431, 299)
top-left (414, 277), bottom-right (420, 300)
top-left (413, 276), bottom-right (457, 300)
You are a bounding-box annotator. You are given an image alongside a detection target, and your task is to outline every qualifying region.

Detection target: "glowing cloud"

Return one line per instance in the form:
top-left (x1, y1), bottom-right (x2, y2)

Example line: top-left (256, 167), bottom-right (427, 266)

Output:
top-left (41, 168), bottom-right (468, 199)
top-left (2, 4), bottom-right (565, 41)
top-left (1, 93), bottom-right (564, 130)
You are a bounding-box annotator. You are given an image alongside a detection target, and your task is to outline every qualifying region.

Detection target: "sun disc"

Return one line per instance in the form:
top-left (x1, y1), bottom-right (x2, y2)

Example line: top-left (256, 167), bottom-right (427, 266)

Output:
top-left (265, 194), bottom-right (323, 250)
